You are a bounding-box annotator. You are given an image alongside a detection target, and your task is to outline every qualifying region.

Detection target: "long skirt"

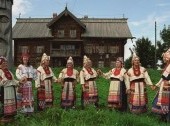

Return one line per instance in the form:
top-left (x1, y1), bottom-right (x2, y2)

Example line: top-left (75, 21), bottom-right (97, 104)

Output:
top-left (37, 79), bottom-right (53, 111)
top-left (108, 80), bottom-right (127, 111)
top-left (152, 88), bottom-right (170, 121)
top-left (0, 86), bottom-right (17, 118)
top-left (81, 80), bottom-right (98, 107)
top-left (19, 81), bottom-right (34, 114)
top-left (61, 81), bottom-right (76, 108)
top-left (129, 80), bottom-right (148, 114)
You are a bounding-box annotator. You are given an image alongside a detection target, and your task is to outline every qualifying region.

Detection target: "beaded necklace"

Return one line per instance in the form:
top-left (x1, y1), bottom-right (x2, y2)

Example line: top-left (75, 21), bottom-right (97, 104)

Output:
top-left (113, 68), bottom-right (121, 76)
top-left (133, 66), bottom-right (141, 76)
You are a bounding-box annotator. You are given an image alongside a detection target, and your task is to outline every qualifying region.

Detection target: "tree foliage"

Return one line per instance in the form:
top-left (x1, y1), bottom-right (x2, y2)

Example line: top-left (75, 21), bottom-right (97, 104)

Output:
top-left (135, 37), bottom-right (155, 68)
top-left (157, 25), bottom-right (170, 62)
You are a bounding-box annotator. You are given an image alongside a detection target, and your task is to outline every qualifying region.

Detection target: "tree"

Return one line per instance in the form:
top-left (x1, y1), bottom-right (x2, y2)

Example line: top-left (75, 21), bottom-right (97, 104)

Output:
top-left (157, 25), bottom-right (170, 61)
top-left (135, 37), bottom-right (155, 68)
top-left (124, 56), bottom-right (132, 69)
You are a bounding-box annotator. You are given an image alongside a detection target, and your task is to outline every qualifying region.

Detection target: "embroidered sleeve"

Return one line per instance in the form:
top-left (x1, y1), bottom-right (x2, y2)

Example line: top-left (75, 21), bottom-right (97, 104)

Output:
top-left (124, 72), bottom-right (130, 90)
top-left (155, 78), bottom-right (163, 87)
top-left (144, 70), bottom-right (153, 86)
top-left (58, 69), bottom-right (64, 79)
top-left (33, 68), bottom-right (38, 80)
top-left (51, 68), bottom-right (57, 83)
top-left (80, 70), bottom-right (85, 84)
top-left (35, 70), bottom-right (41, 88)
top-left (15, 66), bottom-right (22, 80)
top-left (76, 70), bottom-right (80, 82)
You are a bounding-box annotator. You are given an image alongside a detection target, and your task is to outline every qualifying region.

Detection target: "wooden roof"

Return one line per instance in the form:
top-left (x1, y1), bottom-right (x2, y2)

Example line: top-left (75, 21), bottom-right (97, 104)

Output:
top-left (81, 18), bottom-right (132, 38)
top-left (47, 7), bottom-right (86, 29)
top-left (13, 9), bottom-right (133, 39)
top-left (13, 18), bottom-right (53, 39)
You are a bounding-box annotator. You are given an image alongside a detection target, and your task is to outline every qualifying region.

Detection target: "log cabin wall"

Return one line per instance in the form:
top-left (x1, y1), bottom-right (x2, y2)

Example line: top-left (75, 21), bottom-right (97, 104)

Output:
top-left (83, 38), bottom-right (127, 67)
top-left (14, 38), bottom-right (51, 67)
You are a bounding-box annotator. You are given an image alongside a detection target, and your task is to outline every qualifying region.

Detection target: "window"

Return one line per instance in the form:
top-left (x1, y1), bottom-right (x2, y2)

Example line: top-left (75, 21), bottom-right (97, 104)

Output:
top-left (70, 30), bottom-right (76, 38)
top-left (84, 44), bottom-right (93, 54)
top-left (57, 30), bottom-right (64, 38)
top-left (108, 46), bottom-right (119, 54)
top-left (19, 46), bottom-right (29, 53)
top-left (96, 46), bottom-right (105, 54)
top-left (60, 45), bottom-right (75, 50)
top-left (85, 44), bottom-right (106, 54)
top-left (36, 46), bottom-right (44, 53)
top-left (98, 61), bottom-right (104, 68)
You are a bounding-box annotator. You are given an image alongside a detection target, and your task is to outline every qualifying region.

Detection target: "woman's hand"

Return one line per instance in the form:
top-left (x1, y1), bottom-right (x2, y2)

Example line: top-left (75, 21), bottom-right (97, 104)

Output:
top-left (97, 69), bottom-right (103, 76)
top-left (126, 89), bottom-right (131, 94)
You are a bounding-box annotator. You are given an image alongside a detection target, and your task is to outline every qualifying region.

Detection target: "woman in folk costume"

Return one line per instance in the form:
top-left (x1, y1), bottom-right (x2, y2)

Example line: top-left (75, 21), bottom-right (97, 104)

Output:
top-left (0, 56), bottom-right (24, 122)
top-left (58, 56), bottom-right (79, 109)
top-left (80, 55), bottom-right (99, 108)
top-left (35, 53), bottom-right (58, 111)
top-left (152, 48), bottom-right (170, 122)
top-left (15, 53), bottom-right (37, 114)
top-left (99, 57), bottom-right (129, 111)
top-left (126, 52), bottom-right (154, 114)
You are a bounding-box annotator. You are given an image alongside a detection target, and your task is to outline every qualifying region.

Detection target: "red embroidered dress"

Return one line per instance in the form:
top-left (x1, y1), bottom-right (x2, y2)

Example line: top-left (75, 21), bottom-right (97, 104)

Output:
top-left (103, 68), bottom-right (128, 110)
top-left (59, 68), bottom-right (79, 108)
top-left (80, 67), bottom-right (98, 106)
top-left (0, 68), bottom-right (18, 117)
top-left (127, 66), bottom-right (153, 114)
top-left (35, 66), bottom-right (57, 111)
top-left (16, 64), bottom-right (37, 114)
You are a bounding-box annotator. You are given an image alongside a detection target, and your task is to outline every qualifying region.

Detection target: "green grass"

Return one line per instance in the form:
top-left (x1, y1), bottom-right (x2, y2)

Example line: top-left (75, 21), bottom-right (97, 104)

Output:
top-left (1, 68), bottom-right (169, 126)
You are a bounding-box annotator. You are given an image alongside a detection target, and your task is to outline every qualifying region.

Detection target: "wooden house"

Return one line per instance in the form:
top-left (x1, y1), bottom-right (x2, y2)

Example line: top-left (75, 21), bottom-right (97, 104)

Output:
top-left (13, 7), bottom-right (133, 67)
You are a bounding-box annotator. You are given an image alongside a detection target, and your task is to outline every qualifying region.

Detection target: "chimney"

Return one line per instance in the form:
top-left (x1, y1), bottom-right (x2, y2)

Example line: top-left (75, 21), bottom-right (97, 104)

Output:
top-left (53, 13), bottom-right (57, 18)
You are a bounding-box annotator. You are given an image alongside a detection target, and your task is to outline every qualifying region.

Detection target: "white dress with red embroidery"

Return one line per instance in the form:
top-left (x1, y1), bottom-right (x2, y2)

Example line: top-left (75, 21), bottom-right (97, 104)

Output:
top-left (59, 68), bottom-right (79, 108)
top-left (102, 68), bottom-right (129, 109)
top-left (80, 67), bottom-right (98, 105)
top-left (16, 64), bottom-right (37, 113)
top-left (127, 66), bottom-right (153, 114)
top-left (35, 66), bottom-right (57, 110)
top-left (0, 69), bottom-right (19, 117)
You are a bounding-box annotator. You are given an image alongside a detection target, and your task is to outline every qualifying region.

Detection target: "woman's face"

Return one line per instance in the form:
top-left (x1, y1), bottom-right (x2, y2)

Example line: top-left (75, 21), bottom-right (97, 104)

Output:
top-left (67, 62), bottom-right (73, 68)
top-left (87, 60), bottom-right (92, 68)
top-left (133, 57), bottom-right (140, 66)
top-left (44, 59), bottom-right (50, 66)
top-left (22, 57), bottom-right (29, 65)
top-left (1, 61), bottom-right (7, 69)
top-left (115, 60), bottom-right (122, 68)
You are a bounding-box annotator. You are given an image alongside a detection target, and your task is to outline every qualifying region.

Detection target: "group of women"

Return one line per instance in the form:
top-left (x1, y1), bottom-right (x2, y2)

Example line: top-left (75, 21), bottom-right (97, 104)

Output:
top-left (0, 48), bottom-right (170, 123)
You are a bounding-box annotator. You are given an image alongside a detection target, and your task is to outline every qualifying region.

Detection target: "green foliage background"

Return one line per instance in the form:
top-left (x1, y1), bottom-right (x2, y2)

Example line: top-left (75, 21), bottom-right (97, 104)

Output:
top-left (1, 68), bottom-right (169, 126)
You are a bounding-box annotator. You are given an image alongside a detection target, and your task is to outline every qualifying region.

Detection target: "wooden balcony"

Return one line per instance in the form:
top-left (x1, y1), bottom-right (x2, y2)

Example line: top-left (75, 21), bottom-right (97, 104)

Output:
top-left (51, 49), bottom-right (81, 57)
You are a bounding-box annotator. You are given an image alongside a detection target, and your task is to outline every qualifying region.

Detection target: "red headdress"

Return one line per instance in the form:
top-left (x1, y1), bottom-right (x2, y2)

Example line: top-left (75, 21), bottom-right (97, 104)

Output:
top-left (0, 56), bottom-right (7, 65)
top-left (21, 53), bottom-right (30, 59)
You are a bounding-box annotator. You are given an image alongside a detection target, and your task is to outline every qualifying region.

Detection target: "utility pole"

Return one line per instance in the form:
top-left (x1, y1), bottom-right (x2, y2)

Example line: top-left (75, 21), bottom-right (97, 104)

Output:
top-left (155, 21), bottom-right (157, 68)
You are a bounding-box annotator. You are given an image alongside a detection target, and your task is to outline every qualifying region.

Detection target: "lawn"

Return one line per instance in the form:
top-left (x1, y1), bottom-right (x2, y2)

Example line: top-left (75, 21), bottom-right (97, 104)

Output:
top-left (2, 68), bottom-right (169, 126)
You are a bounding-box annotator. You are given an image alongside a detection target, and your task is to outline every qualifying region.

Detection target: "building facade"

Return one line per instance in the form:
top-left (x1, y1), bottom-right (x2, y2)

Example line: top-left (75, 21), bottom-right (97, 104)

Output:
top-left (13, 7), bottom-right (133, 67)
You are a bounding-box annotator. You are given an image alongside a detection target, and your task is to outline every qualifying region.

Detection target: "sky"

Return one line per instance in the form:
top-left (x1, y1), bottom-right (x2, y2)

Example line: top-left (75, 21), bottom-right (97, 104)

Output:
top-left (12, 0), bottom-right (170, 59)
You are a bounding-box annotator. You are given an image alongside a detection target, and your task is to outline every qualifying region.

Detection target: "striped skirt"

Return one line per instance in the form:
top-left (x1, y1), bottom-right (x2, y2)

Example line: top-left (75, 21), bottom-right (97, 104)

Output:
top-left (0, 86), bottom-right (17, 117)
top-left (108, 80), bottom-right (127, 110)
top-left (37, 79), bottom-right (53, 111)
top-left (82, 80), bottom-right (98, 106)
top-left (152, 84), bottom-right (170, 115)
top-left (129, 80), bottom-right (148, 114)
top-left (61, 81), bottom-right (76, 108)
top-left (20, 81), bottom-right (34, 113)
